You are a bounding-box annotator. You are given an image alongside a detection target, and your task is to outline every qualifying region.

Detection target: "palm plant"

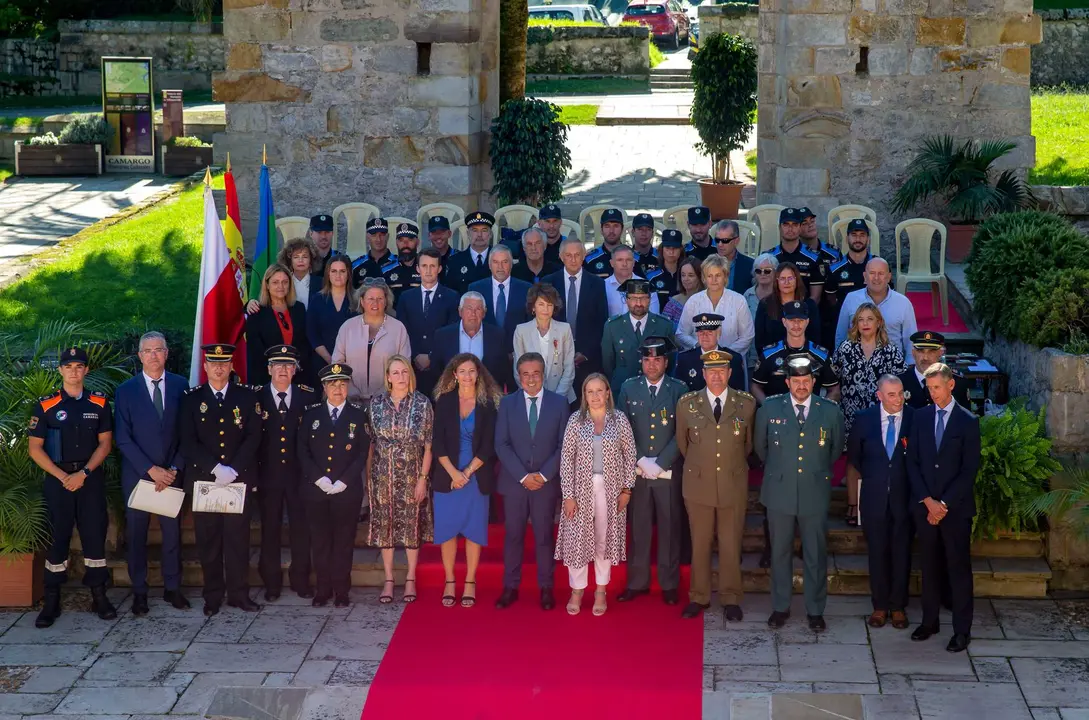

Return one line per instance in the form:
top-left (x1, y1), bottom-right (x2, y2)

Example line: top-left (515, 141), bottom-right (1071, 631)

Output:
top-left (891, 136), bottom-right (1033, 223)
top-left (1025, 464), bottom-right (1089, 540)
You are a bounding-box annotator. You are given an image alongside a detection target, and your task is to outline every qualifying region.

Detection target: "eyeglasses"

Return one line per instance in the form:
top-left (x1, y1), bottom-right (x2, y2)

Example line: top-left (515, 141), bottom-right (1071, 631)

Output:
top-left (139, 347), bottom-right (167, 355)
top-left (715, 236), bottom-right (738, 244)
top-left (754, 268), bottom-right (773, 275)
top-left (778, 275), bottom-right (797, 283)
top-left (361, 277), bottom-right (387, 287)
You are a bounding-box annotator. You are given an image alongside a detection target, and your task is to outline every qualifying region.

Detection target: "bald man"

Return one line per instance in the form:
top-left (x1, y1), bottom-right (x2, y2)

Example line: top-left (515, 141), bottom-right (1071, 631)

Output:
top-left (834, 257), bottom-right (917, 359)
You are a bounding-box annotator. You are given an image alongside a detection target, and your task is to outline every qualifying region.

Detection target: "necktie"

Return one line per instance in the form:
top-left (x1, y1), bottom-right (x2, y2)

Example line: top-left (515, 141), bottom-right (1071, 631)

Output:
top-left (635, 319), bottom-right (643, 341)
top-left (885, 414), bottom-right (897, 459)
top-left (476, 253), bottom-right (484, 269)
top-left (496, 283), bottom-right (507, 327)
top-left (529, 396), bottom-right (538, 437)
top-left (424, 289), bottom-right (432, 315)
top-left (278, 391), bottom-right (288, 413)
top-left (151, 378), bottom-right (164, 420)
top-left (331, 407), bottom-right (339, 425)
top-left (215, 391), bottom-right (223, 403)
top-left (936, 407), bottom-right (947, 447)
top-left (649, 384), bottom-right (657, 399)
top-left (713, 397), bottom-right (722, 424)
top-left (567, 276), bottom-right (578, 335)
top-left (796, 403), bottom-right (806, 424)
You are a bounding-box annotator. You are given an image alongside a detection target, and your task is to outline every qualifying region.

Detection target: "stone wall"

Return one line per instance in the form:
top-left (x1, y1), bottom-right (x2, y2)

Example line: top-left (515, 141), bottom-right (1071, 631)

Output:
top-left (1033, 184), bottom-right (1089, 222)
top-left (0, 39), bottom-right (61, 97)
top-left (526, 25), bottom-right (649, 77)
top-left (698, 4), bottom-right (759, 42)
top-left (1033, 10), bottom-right (1089, 88)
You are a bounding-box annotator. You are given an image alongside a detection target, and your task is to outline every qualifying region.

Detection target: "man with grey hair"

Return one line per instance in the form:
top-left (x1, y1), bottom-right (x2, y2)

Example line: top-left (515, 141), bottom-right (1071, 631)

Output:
top-left (512, 226), bottom-right (559, 284)
top-left (434, 291), bottom-right (510, 387)
top-left (605, 245), bottom-right (661, 317)
top-left (113, 331), bottom-right (191, 616)
top-left (835, 257), bottom-right (918, 358)
top-left (713, 219), bottom-right (755, 294)
top-left (470, 244), bottom-right (531, 387)
top-left (545, 237), bottom-right (609, 400)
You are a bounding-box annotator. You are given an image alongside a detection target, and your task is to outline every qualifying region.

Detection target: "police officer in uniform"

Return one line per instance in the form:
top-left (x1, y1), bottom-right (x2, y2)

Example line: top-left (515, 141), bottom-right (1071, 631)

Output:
top-left (179, 343), bottom-right (263, 616)
top-left (426, 216), bottom-right (457, 282)
top-left (752, 301), bottom-right (839, 404)
top-left (383, 222), bottom-right (422, 302)
top-left (584, 208), bottom-right (627, 278)
top-left (351, 217), bottom-right (393, 287)
top-left (630, 213), bottom-right (660, 277)
top-left (28, 347), bottom-right (116, 628)
top-left (299, 363), bottom-right (369, 608)
top-left (538, 203), bottom-right (566, 265)
top-left (616, 337), bottom-right (688, 605)
top-left (822, 218), bottom-right (873, 349)
top-left (256, 345), bottom-right (319, 601)
top-left (674, 313), bottom-right (749, 393)
top-left (755, 356), bottom-right (844, 630)
top-left (309, 213), bottom-right (348, 280)
top-left (675, 349), bottom-right (756, 621)
top-left (446, 211), bottom-right (496, 295)
top-left (770, 208), bottom-right (824, 301)
top-left (684, 206), bottom-right (716, 261)
top-left (799, 206), bottom-right (841, 269)
top-left (647, 228), bottom-right (682, 310)
top-left (601, 279), bottom-right (675, 397)
top-left (899, 331), bottom-right (970, 409)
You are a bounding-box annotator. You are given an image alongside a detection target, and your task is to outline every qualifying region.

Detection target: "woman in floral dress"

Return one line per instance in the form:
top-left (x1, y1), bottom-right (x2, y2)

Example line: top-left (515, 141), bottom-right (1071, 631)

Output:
top-left (367, 355), bottom-right (434, 603)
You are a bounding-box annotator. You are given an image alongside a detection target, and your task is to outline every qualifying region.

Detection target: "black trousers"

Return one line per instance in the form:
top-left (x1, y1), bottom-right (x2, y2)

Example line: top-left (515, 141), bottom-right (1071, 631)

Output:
top-left (627, 476), bottom-right (682, 591)
top-left (259, 477), bottom-right (311, 593)
top-left (44, 471), bottom-right (109, 588)
top-left (502, 485), bottom-right (558, 590)
top-left (194, 494), bottom-right (253, 605)
top-left (307, 488), bottom-right (362, 597)
top-left (861, 503), bottom-right (912, 612)
top-left (914, 507), bottom-right (974, 636)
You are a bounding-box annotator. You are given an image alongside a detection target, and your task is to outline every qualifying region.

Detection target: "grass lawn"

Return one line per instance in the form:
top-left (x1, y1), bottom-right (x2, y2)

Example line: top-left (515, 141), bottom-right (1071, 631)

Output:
top-left (0, 176), bottom-right (217, 341)
top-left (526, 77), bottom-right (649, 96)
top-left (1030, 89), bottom-right (1089, 186)
top-left (0, 163), bottom-right (13, 184)
top-left (1033, 0), bottom-right (1088, 8)
top-left (744, 149), bottom-right (757, 179)
top-left (557, 104), bottom-right (599, 125)
top-left (0, 116), bottom-right (42, 129)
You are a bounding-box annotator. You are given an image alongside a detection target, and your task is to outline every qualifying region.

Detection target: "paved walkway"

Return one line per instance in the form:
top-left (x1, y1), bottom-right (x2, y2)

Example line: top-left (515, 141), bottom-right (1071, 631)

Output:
top-left (0, 590), bottom-right (1085, 718)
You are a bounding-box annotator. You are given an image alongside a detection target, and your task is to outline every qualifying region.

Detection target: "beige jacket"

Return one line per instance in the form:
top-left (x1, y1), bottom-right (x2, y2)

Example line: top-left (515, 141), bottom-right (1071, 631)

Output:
top-left (331, 315), bottom-right (412, 400)
top-left (512, 319), bottom-right (576, 402)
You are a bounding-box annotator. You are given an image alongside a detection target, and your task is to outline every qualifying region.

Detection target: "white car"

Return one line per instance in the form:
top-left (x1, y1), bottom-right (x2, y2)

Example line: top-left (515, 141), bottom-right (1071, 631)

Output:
top-left (528, 4), bottom-right (609, 24)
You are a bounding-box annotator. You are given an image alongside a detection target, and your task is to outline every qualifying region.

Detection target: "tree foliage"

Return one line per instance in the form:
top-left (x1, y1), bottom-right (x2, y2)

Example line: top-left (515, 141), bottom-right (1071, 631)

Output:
top-left (689, 32), bottom-right (757, 184)
top-left (488, 98), bottom-right (572, 206)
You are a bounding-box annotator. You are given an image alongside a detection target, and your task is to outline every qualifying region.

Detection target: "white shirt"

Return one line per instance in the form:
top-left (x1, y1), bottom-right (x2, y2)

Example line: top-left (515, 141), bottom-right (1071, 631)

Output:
top-left (270, 383), bottom-right (293, 411)
top-left (209, 382), bottom-right (229, 399)
top-left (604, 273), bottom-right (660, 318)
top-left (791, 394), bottom-right (814, 420)
top-left (629, 313), bottom-right (652, 335)
top-left (292, 273), bottom-right (311, 310)
top-left (705, 386), bottom-right (729, 410)
top-left (647, 377), bottom-right (663, 395)
top-left (880, 406), bottom-right (901, 444)
top-left (143, 372), bottom-right (167, 410)
top-left (835, 286), bottom-right (918, 360)
top-left (521, 390), bottom-right (549, 485)
top-left (677, 288), bottom-right (755, 355)
top-left (471, 248), bottom-right (488, 267)
top-left (327, 400), bottom-right (346, 419)
top-left (420, 281), bottom-right (439, 312)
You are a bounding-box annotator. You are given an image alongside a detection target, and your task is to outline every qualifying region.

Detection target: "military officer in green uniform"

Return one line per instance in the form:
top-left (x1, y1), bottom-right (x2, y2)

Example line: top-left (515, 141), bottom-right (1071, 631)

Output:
top-left (675, 350), bottom-right (756, 622)
top-left (755, 356), bottom-right (844, 630)
top-left (615, 337), bottom-right (689, 606)
top-left (601, 279), bottom-right (675, 398)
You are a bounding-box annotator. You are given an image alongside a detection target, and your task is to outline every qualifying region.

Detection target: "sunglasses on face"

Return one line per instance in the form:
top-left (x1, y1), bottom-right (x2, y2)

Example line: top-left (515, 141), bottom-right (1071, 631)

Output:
top-left (715, 236), bottom-right (738, 244)
top-left (754, 268), bottom-right (773, 275)
top-left (362, 277), bottom-right (387, 287)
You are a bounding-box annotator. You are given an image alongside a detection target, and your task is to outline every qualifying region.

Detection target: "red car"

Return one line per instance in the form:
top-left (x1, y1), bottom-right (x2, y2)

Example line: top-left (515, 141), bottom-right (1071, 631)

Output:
top-left (622, 0), bottom-right (691, 49)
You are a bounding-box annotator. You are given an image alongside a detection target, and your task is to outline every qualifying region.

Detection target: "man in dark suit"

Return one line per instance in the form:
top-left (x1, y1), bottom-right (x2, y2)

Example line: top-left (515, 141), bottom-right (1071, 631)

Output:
top-left (907, 362), bottom-right (981, 653)
top-left (545, 237), bottom-right (609, 402)
top-left (469, 243), bottom-right (531, 364)
top-left (714, 220), bottom-right (755, 294)
top-left (899, 331), bottom-right (970, 410)
top-left (396, 248), bottom-right (460, 396)
top-left (434, 292), bottom-right (510, 389)
top-left (847, 374), bottom-right (915, 630)
top-left (256, 345), bottom-right (319, 602)
top-left (113, 331), bottom-right (191, 616)
top-left (494, 352), bottom-right (568, 610)
top-left (445, 211), bottom-right (496, 295)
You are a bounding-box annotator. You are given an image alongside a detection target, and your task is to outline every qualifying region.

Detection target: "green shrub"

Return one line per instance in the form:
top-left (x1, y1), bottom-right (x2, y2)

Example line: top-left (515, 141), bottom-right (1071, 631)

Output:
top-left (1013, 267), bottom-right (1089, 350)
top-left (489, 98), bottom-right (572, 206)
top-left (690, 32), bottom-right (757, 183)
top-left (168, 135), bottom-right (211, 148)
top-left (27, 132), bottom-right (59, 146)
top-left (966, 209), bottom-right (1072, 262)
top-left (58, 114), bottom-right (112, 146)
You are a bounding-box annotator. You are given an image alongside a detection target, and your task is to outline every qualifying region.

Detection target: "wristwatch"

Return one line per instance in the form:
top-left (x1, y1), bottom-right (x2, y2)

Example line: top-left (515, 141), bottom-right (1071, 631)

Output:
top-left (81, 467), bottom-right (92, 477)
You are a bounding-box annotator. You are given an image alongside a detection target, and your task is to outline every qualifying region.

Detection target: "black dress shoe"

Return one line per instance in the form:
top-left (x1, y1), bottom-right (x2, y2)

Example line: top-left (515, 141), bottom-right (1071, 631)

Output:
top-left (90, 586), bottom-right (117, 620)
top-left (767, 610), bottom-right (790, 628)
top-left (293, 587), bottom-right (315, 599)
top-left (203, 603), bottom-right (220, 617)
top-left (617, 588), bottom-right (649, 603)
top-left (724, 604), bottom-right (744, 622)
top-left (312, 595), bottom-right (330, 608)
top-left (681, 602), bottom-right (709, 619)
top-left (911, 624), bottom-right (940, 642)
top-left (264, 590), bottom-right (281, 602)
top-left (946, 633), bottom-right (970, 653)
top-left (132, 593), bottom-right (149, 617)
top-left (759, 549), bottom-right (771, 569)
top-left (808, 614), bottom-right (827, 631)
top-left (662, 589), bottom-right (679, 605)
top-left (164, 590), bottom-right (191, 610)
top-left (495, 588), bottom-right (518, 609)
top-left (35, 588), bottom-right (62, 628)
top-left (227, 598), bottom-right (261, 612)
top-left (540, 588), bottom-right (555, 611)
top-left (334, 593), bottom-right (350, 608)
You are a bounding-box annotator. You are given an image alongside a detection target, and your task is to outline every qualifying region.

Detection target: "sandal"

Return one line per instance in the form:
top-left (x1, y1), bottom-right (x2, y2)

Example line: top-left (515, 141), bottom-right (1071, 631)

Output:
top-left (402, 578), bottom-right (417, 604)
top-left (845, 504), bottom-right (859, 527)
top-left (593, 590), bottom-right (608, 616)
top-left (379, 579), bottom-right (395, 605)
top-left (567, 589), bottom-right (584, 615)
top-left (442, 580), bottom-right (456, 608)
top-left (460, 581), bottom-right (476, 608)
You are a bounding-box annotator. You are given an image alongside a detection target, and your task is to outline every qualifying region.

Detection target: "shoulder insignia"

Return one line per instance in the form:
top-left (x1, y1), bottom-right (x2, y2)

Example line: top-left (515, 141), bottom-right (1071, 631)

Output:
top-left (820, 242), bottom-right (841, 258)
top-left (298, 384), bottom-right (314, 393)
top-left (351, 256), bottom-right (367, 269)
top-left (764, 340), bottom-right (785, 355)
top-left (585, 247), bottom-right (605, 262)
top-left (684, 242), bottom-right (695, 252)
top-left (799, 245), bottom-right (819, 261)
top-left (808, 342), bottom-right (830, 361)
top-left (348, 400), bottom-right (363, 409)
top-left (39, 392), bottom-right (62, 411)
top-left (770, 245), bottom-right (784, 256)
top-left (88, 393), bottom-right (107, 408)
top-left (829, 257), bottom-right (849, 273)
top-left (381, 259), bottom-right (399, 273)
top-left (679, 390), bottom-right (701, 405)
top-left (252, 384), bottom-right (264, 392)
top-left (645, 267), bottom-right (663, 280)
top-left (184, 387), bottom-right (200, 395)
top-left (734, 390), bottom-right (755, 403)
top-left (305, 402), bottom-right (324, 411)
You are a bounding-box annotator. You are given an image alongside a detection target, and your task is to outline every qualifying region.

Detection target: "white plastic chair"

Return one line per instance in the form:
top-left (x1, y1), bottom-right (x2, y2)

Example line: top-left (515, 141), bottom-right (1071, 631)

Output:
top-left (578, 205), bottom-right (629, 246)
top-left (332, 202), bottom-right (382, 259)
top-left (495, 204), bottom-right (538, 232)
top-left (275, 217), bottom-right (309, 249)
top-left (747, 204), bottom-right (785, 244)
top-left (662, 204), bottom-right (692, 240)
top-left (735, 220), bottom-right (761, 258)
top-left (893, 218), bottom-right (949, 326)
top-left (560, 219), bottom-right (582, 244)
top-left (830, 217), bottom-right (881, 258)
top-left (416, 203), bottom-right (466, 235)
top-left (827, 204), bottom-right (878, 235)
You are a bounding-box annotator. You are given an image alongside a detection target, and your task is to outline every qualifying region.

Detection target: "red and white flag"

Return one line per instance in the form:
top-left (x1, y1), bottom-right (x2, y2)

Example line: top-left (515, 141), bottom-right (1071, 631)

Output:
top-left (189, 181), bottom-right (247, 386)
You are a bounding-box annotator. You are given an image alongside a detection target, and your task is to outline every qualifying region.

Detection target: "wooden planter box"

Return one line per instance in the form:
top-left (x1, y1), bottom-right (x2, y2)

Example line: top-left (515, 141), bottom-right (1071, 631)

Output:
top-left (162, 144), bottom-right (213, 177)
top-left (14, 141), bottom-right (102, 176)
top-left (0, 553), bottom-right (43, 607)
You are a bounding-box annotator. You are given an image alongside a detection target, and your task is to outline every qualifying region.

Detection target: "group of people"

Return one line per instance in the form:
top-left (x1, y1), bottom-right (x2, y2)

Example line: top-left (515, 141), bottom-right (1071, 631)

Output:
top-left (29, 201), bottom-right (981, 653)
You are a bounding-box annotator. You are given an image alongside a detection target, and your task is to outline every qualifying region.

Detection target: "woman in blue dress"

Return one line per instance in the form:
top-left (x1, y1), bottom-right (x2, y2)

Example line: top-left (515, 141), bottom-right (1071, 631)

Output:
top-left (431, 353), bottom-right (502, 607)
top-left (306, 256), bottom-right (358, 372)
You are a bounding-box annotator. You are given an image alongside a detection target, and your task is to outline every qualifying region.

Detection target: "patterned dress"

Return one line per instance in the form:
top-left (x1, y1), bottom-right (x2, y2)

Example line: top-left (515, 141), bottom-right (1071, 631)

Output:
top-left (830, 340), bottom-right (907, 438)
top-left (555, 411), bottom-right (638, 568)
top-left (366, 391), bottom-right (434, 548)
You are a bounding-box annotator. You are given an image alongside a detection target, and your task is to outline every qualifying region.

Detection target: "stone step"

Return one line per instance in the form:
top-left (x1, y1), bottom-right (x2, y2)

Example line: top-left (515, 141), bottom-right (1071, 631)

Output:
top-left (649, 82), bottom-right (694, 90)
top-left (650, 68), bottom-right (690, 77)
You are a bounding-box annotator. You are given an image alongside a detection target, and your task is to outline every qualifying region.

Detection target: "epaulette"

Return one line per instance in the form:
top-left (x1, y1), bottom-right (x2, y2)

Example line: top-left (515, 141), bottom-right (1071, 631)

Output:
top-left (585, 247), bottom-right (606, 262)
top-left (684, 242), bottom-right (695, 253)
top-left (808, 342), bottom-right (830, 361)
top-left (88, 390), bottom-right (107, 408)
top-left (38, 391), bottom-right (62, 412)
top-left (799, 245), bottom-right (819, 261)
top-left (642, 247), bottom-right (658, 258)
top-left (769, 245), bottom-right (784, 256)
top-left (645, 267), bottom-right (664, 280)
top-left (351, 255), bottom-right (367, 269)
top-left (38, 391), bottom-right (61, 402)
top-left (184, 387), bottom-right (200, 395)
top-left (820, 242), bottom-right (841, 259)
top-left (348, 400), bottom-right (363, 409)
top-left (764, 340), bottom-right (785, 356)
top-left (829, 256), bottom-right (850, 273)
top-left (252, 384), bottom-right (264, 392)
top-left (298, 384), bottom-right (314, 393)
top-left (305, 402), bottom-right (323, 410)
top-left (734, 389), bottom-right (755, 402)
top-left (680, 390), bottom-right (704, 412)
top-left (380, 259), bottom-right (399, 273)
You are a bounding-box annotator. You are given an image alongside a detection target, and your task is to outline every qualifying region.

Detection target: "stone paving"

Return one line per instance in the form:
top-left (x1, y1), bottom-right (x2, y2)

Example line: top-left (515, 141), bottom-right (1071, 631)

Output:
top-left (1, 589), bottom-right (1087, 718)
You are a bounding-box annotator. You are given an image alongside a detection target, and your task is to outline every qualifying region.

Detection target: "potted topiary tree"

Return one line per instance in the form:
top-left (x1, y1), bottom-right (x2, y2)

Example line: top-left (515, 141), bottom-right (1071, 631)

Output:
top-left (690, 31), bottom-right (757, 219)
top-left (162, 135), bottom-right (213, 177)
top-left (15, 114), bottom-right (110, 177)
top-left (489, 98), bottom-right (572, 206)
top-left (891, 136), bottom-right (1033, 262)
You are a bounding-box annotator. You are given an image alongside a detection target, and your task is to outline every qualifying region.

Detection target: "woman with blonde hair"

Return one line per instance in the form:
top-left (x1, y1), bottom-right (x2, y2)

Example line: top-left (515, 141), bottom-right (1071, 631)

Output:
top-left (246, 263), bottom-right (312, 386)
top-left (431, 353), bottom-right (503, 607)
top-left (367, 354), bottom-right (433, 603)
top-left (332, 278), bottom-right (411, 401)
top-left (512, 283), bottom-right (576, 403)
top-left (555, 373), bottom-right (637, 616)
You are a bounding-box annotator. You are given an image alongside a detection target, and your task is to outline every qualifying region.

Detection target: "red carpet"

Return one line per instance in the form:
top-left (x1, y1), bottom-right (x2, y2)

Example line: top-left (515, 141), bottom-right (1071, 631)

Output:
top-left (361, 524), bottom-right (704, 720)
top-left (906, 290), bottom-right (969, 333)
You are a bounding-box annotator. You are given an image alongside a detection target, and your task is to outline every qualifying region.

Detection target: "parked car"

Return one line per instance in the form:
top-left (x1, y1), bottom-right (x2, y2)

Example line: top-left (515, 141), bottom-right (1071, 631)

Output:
top-left (622, 0), bottom-right (691, 49)
top-left (528, 4), bottom-right (609, 24)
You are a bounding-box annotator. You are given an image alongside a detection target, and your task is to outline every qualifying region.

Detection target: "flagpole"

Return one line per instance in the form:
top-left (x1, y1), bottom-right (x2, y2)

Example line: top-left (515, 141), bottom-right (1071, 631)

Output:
top-left (203, 166), bottom-right (212, 186)
top-left (226, 152), bottom-right (231, 173)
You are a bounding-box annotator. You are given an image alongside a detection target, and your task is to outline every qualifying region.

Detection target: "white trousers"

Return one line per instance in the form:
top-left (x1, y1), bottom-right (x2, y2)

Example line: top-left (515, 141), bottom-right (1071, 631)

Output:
top-left (568, 474), bottom-right (612, 590)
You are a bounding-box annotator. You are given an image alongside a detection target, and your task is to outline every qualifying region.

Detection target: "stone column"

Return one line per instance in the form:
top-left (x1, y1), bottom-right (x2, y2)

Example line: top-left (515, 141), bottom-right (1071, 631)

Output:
top-left (757, 0), bottom-right (1041, 232)
top-left (213, 0), bottom-right (499, 242)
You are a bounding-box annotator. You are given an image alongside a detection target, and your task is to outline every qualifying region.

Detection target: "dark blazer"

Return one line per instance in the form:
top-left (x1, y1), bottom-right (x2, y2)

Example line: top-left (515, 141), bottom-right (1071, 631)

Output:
top-left (178, 383), bottom-right (263, 487)
top-left (544, 270), bottom-right (609, 372)
top-left (395, 284), bottom-right (460, 367)
top-left (113, 372), bottom-right (189, 490)
top-left (494, 388), bottom-right (568, 496)
top-left (434, 321), bottom-right (511, 390)
top-left (431, 391), bottom-right (498, 494)
top-left (247, 303), bottom-right (313, 386)
top-left (753, 296), bottom-right (822, 356)
top-left (297, 400), bottom-right (369, 497)
top-left (469, 276), bottom-right (531, 351)
top-left (847, 405), bottom-right (915, 520)
top-left (899, 365), bottom-right (971, 410)
top-left (906, 401), bottom-right (981, 520)
top-left (729, 252), bottom-right (755, 294)
top-left (257, 383), bottom-right (319, 485)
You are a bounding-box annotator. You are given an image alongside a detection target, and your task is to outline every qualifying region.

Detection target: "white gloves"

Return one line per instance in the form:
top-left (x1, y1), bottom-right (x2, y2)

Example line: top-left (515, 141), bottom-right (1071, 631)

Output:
top-left (637, 457), bottom-right (664, 479)
top-left (315, 477), bottom-right (348, 495)
top-left (330, 480), bottom-right (347, 494)
top-left (212, 464), bottom-right (238, 486)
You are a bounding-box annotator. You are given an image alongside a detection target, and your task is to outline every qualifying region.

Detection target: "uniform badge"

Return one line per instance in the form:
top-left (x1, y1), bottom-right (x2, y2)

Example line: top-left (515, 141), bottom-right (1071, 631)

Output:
top-left (819, 427), bottom-right (827, 447)
top-left (595, 261), bottom-right (604, 271)
top-left (904, 391), bottom-right (912, 400)
top-left (775, 357), bottom-right (784, 366)
top-left (659, 409), bottom-right (668, 426)
top-left (841, 271), bottom-right (849, 279)
top-left (733, 417), bottom-right (742, 436)
top-left (262, 411), bottom-right (269, 420)
top-left (56, 410), bottom-right (67, 422)
top-left (28, 416), bottom-right (38, 430)
top-left (656, 280), bottom-right (664, 288)
top-left (688, 369), bottom-right (697, 377)
top-left (233, 407), bottom-right (242, 427)
top-left (312, 419), bottom-right (320, 430)
top-left (619, 339), bottom-right (623, 344)
top-left (349, 422), bottom-right (357, 439)
top-left (461, 266), bottom-right (468, 274)
top-left (200, 402), bottom-right (208, 414)
top-left (255, 402), bottom-right (262, 415)
top-left (390, 273), bottom-right (398, 282)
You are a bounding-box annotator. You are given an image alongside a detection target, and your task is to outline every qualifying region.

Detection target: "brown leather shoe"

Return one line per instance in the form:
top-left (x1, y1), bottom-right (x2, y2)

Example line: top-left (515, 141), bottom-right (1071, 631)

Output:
top-left (868, 610), bottom-right (888, 628)
top-left (890, 610), bottom-right (909, 629)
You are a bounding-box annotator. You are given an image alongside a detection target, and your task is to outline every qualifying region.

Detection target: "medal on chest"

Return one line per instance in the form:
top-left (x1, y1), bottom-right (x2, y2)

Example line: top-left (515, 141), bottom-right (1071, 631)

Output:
top-left (659, 408), bottom-right (668, 426)
top-left (200, 402), bottom-right (208, 414)
top-left (349, 422), bottom-right (356, 440)
top-left (733, 417), bottom-right (741, 436)
top-left (819, 427), bottom-right (827, 447)
top-left (233, 407), bottom-right (242, 427)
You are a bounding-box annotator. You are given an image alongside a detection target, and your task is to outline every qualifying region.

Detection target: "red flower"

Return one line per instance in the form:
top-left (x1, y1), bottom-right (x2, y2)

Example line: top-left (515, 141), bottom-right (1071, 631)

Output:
top-left (901, 437), bottom-right (908, 449)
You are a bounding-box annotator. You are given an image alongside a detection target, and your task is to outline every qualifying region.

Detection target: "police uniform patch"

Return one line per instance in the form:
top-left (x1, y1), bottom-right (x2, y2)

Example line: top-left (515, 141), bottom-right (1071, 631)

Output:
top-left (656, 280), bottom-right (664, 288)
top-left (904, 391), bottom-right (912, 400)
top-left (461, 266), bottom-right (468, 274)
top-left (841, 271), bottom-right (849, 279)
top-left (775, 357), bottom-right (784, 366)
top-left (689, 369), bottom-right (697, 377)
top-left (390, 273), bottom-right (398, 282)
top-left (359, 267), bottom-right (367, 276)
top-left (56, 410), bottom-right (67, 422)
top-left (28, 416), bottom-right (38, 429)
top-left (200, 402), bottom-right (208, 414)
top-left (312, 419), bottom-right (321, 430)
